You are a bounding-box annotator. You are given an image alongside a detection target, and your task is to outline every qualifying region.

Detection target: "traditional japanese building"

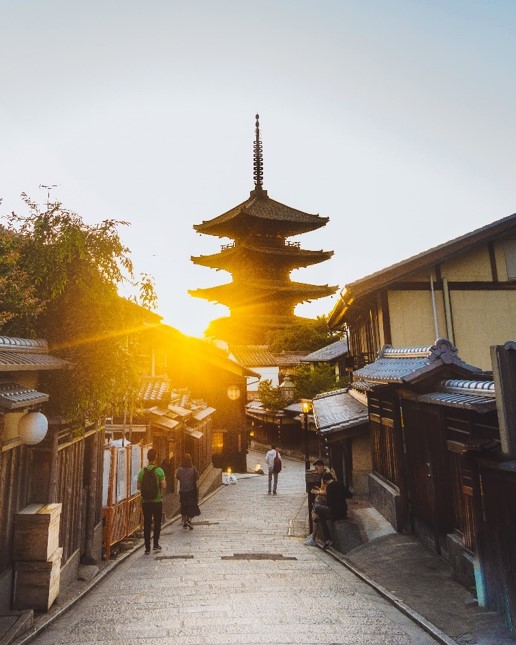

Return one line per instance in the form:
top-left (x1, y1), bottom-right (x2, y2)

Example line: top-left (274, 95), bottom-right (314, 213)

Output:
top-left (190, 115), bottom-right (337, 344)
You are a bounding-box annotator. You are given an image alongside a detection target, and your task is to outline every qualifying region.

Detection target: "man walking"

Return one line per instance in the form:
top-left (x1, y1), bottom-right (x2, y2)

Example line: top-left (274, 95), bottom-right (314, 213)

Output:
top-left (138, 448), bottom-right (166, 554)
top-left (265, 444), bottom-right (282, 495)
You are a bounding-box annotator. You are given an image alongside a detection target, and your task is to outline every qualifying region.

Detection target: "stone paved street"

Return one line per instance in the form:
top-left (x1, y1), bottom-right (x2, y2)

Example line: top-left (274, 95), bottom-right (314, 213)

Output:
top-left (30, 452), bottom-right (438, 644)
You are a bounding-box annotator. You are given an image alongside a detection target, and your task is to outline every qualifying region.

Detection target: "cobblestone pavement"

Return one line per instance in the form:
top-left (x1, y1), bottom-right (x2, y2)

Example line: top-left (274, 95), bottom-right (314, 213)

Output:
top-left (30, 452), bottom-right (438, 645)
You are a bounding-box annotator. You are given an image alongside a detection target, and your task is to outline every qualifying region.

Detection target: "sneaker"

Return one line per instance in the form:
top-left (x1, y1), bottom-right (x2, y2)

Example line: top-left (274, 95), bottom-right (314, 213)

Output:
top-left (153, 545), bottom-right (162, 551)
top-left (268, 491), bottom-right (271, 495)
top-left (304, 535), bottom-right (316, 546)
top-left (144, 549), bottom-right (150, 555)
top-left (187, 521), bottom-right (193, 530)
top-left (273, 492), bottom-right (277, 495)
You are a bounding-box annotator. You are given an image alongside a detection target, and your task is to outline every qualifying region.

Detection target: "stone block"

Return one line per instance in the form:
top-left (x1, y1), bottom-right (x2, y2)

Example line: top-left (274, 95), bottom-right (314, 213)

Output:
top-left (13, 547), bottom-right (62, 611)
top-left (13, 503), bottom-right (62, 562)
top-left (329, 520), bottom-right (363, 553)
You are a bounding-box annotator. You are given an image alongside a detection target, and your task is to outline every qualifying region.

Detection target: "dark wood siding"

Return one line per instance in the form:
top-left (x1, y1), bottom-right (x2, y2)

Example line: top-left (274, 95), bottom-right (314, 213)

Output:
top-left (0, 445), bottom-right (31, 573)
top-left (478, 466), bottom-right (516, 632)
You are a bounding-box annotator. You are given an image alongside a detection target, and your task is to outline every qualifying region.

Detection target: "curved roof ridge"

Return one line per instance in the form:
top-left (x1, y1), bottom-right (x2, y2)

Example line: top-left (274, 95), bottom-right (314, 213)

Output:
top-left (440, 379), bottom-right (495, 397)
top-left (0, 336), bottom-right (48, 352)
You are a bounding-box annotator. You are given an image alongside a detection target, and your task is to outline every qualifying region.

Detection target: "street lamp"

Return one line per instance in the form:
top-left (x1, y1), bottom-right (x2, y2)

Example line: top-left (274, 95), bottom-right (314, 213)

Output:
top-left (301, 399), bottom-right (312, 470)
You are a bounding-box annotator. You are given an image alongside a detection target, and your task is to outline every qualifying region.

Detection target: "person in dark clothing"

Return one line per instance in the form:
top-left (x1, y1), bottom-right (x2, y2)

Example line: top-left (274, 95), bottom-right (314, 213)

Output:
top-left (313, 472), bottom-right (353, 548)
top-left (175, 452), bottom-right (200, 529)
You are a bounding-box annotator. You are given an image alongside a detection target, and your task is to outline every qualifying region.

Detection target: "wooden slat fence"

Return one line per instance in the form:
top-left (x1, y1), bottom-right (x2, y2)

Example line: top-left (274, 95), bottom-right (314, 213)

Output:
top-left (0, 444), bottom-right (31, 574)
top-left (102, 442), bottom-right (150, 559)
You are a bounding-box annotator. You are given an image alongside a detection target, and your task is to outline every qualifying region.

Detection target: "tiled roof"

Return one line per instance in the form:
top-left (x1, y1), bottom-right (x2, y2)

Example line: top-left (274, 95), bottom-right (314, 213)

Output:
top-left (303, 339), bottom-right (348, 363)
top-left (138, 377), bottom-right (170, 405)
top-left (402, 379), bottom-right (497, 412)
top-left (151, 416), bottom-right (179, 431)
top-left (193, 280), bottom-right (336, 303)
top-left (0, 351), bottom-right (68, 371)
top-left (0, 337), bottom-right (49, 352)
top-left (192, 243), bottom-right (333, 270)
top-left (168, 404), bottom-right (192, 418)
top-left (0, 382), bottom-right (49, 410)
top-left (194, 191), bottom-right (328, 232)
top-left (191, 407), bottom-right (216, 421)
top-left (272, 352), bottom-right (308, 367)
top-left (353, 339), bottom-right (482, 386)
top-left (312, 388), bottom-right (368, 435)
top-left (229, 345), bottom-right (277, 367)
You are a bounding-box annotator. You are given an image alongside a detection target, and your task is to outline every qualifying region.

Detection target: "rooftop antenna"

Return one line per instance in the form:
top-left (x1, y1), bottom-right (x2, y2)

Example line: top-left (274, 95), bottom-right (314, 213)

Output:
top-left (253, 114), bottom-right (264, 190)
top-left (39, 184), bottom-right (59, 209)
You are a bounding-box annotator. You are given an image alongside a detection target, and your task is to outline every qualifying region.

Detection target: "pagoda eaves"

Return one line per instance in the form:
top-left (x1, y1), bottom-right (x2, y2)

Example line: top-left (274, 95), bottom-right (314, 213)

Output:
top-left (188, 279), bottom-right (337, 308)
top-left (193, 189), bottom-right (328, 239)
top-left (190, 114), bottom-right (336, 344)
top-left (191, 242), bottom-right (334, 272)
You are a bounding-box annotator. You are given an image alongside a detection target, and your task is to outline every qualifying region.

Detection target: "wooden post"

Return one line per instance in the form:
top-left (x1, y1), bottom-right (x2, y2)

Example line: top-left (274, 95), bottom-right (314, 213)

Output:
top-left (491, 341), bottom-right (516, 458)
top-left (48, 428), bottom-right (59, 503)
top-left (83, 427), bottom-right (99, 564)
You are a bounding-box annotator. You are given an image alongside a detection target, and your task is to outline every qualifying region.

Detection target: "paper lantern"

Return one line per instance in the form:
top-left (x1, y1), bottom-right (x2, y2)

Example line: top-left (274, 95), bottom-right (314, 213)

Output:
top-left (18, 412), bottom-right (48, 445)
top-left (227, 384), bottom-right (241, 401)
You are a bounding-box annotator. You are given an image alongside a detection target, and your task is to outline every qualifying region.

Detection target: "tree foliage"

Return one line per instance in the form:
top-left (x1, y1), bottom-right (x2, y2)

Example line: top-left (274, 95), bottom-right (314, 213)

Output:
top-left (0, 224), bottom-right (42, 331)
top-left (1, 196), bottom-right (158, 426)
top-left (265, 317), bottom-right (341, 353)
top-left (257, 379), bottom-right (285, 411)
top-left (290, 363), bottom-right (346, 400)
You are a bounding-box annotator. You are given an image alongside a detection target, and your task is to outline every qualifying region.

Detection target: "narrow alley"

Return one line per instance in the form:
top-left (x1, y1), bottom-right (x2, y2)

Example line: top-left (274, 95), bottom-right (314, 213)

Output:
top-left (25, 452), bottom-right (438, 645)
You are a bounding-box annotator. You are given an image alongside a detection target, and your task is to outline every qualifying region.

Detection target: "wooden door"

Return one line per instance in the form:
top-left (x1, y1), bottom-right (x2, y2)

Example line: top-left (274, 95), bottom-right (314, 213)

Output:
top-left (403, 401), bottom-right (453, 555)
top-left (478, 466), bottom-right (516, 632)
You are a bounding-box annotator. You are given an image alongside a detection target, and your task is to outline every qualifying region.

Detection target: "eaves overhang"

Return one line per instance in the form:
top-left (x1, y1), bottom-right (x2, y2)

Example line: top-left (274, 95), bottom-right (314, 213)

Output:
top-left (312, 388), bottom-right (369, 438)
top-left (352, 340), bottom-right (484, 387)
top-left (0, 382), bottom-right (49, 410)
top-left (336, 212), bottom-right (516, 309)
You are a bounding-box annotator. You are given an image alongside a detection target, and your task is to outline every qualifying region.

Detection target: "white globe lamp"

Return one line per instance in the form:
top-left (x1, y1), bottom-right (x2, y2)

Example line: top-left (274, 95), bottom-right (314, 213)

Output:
top-left (18, 412), bottom-right (48, 445)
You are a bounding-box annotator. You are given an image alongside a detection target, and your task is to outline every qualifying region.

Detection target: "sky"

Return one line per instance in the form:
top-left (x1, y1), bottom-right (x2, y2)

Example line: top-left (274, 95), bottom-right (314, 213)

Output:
top-left (1, 1), bottom-right (516, 338)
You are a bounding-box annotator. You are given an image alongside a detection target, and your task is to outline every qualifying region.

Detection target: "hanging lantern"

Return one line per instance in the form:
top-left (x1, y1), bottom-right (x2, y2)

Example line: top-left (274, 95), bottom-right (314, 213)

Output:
top-left (227, 384), bottom-right (241, 401)
top-left (18, 412), bottom-right (48, 445)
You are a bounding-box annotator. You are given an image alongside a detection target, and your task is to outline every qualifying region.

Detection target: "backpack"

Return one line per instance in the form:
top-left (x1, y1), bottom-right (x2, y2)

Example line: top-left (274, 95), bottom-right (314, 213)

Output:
top-left (273, 451), bottom-right (282, 474)
top-left (141, 466), bottom-right (159, 501)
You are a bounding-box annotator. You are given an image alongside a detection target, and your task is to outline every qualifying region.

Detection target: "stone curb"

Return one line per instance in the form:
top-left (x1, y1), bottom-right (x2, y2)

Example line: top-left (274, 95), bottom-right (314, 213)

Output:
top-left (324, 546), bottom-right (458, 645)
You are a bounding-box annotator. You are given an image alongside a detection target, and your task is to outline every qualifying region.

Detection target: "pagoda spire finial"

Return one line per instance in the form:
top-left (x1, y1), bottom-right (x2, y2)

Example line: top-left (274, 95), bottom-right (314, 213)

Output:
top-left (253, 113), bottom-right (264, 190)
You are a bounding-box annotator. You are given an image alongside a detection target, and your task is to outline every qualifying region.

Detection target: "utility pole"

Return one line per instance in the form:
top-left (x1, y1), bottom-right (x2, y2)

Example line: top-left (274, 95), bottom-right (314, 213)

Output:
top-left (39, 184), bottom-right (59, 209)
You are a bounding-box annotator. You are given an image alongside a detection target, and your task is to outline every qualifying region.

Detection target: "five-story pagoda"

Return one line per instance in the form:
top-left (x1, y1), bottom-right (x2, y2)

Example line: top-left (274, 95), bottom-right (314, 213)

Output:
top-left (190, 115), bottom-right (337, 344)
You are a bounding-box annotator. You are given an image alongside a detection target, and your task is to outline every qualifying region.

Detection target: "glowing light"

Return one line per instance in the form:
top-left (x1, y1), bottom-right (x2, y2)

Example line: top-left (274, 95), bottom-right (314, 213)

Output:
top-left (227, 385), bottom-right (241, 400)
top-left (301, 399), bottom-right (312, 414)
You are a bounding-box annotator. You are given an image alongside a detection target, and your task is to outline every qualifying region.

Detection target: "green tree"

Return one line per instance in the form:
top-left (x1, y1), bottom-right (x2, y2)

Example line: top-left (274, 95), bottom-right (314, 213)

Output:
top-left (265, 317), bottom-right (341, 353)
top-left (2, 196), bottom-right (158, 426)
top-left (0, 223), bottom-right (42, 332)
top-left (290, 363), bottom-right (345, 400)
top-left (257, 379), bottom-right (285, 411)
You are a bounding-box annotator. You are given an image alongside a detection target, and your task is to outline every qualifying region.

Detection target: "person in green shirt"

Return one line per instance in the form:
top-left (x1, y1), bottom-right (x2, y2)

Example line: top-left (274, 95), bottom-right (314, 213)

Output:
top-left (137, 448), bottom-right (166, 554)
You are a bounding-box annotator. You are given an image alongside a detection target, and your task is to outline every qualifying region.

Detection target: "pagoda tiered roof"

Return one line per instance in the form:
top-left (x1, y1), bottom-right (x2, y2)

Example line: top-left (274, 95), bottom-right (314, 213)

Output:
top-left (206, 314), bottom-right (301, 344)
top-left (189, 279), bottom-right (336, 308)
top-left (190, 114), bottom-right (337, 343)
top-left (191, 240), bottom-right (333, 271)
top-left (194, 188), bottom-right (328, 239)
